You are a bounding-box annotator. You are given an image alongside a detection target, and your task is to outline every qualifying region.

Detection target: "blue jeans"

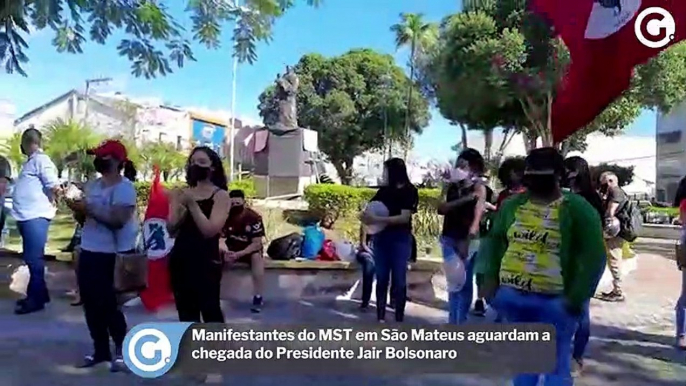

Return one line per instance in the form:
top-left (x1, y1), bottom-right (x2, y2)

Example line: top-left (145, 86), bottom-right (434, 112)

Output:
top-left (356, 249), bottom-right (375, 306)
top-left (492, 286), bottom-right (576, 386)
top-left (17, 218), bottom-right (51, 305)
top-left (440, 236), bottom-right (474, 324)
top-left (572, 301), bottom-right (590, 360)
top-left (572, 254), bottom-right (606, 360)
top-left (373, 228), bottom-right (412, 321)
top-left (677, 270), bottom-right (686, 338)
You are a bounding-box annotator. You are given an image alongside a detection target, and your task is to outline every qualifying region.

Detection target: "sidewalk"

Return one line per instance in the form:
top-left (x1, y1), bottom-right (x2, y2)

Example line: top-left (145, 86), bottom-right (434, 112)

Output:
top-left (0, 253), bottom-right (684, 385)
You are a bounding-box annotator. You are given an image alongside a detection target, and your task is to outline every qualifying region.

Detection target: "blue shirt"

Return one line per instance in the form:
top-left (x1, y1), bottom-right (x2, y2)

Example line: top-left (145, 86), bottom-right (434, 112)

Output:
top-left (11, 151), bottom-right (59, 221)
top-left (81, 178), bottom-right (138, 253)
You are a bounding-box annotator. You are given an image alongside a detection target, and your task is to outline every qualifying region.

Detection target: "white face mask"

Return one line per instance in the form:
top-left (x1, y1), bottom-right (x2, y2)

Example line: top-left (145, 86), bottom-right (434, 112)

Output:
top-left (449, 167), bottom-right (470, 182)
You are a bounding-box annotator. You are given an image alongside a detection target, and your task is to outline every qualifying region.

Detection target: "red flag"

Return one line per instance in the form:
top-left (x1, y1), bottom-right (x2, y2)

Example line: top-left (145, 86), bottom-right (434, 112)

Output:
top-left (139, 168), bottom-right (175, 312)
top-left (529, 0), bottom-right (686, 142)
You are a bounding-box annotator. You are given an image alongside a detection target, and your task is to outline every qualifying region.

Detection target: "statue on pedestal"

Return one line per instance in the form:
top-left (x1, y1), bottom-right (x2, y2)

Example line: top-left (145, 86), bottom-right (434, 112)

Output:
top-left (274, 66), bottom-right (299, 129)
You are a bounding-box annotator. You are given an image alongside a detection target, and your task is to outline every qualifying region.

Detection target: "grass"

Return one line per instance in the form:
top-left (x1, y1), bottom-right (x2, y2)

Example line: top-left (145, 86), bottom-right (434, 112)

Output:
top-left (2, 205), bottom-right (442, 262)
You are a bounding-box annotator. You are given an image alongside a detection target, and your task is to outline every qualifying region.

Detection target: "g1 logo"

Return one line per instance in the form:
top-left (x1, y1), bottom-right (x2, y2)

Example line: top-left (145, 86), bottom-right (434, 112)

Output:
top-left (634, 7), bottom-right (676, 48)
top-left (123, 322), bottom-right (191, 378)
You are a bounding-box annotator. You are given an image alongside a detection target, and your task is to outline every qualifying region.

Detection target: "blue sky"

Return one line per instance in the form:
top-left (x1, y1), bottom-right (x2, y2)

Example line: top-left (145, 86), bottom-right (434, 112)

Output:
top-left (1, 0), bottom-right (655, 160)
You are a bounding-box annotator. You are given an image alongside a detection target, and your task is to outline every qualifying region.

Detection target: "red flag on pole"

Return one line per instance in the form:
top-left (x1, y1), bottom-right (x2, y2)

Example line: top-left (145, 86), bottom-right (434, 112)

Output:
top-left (139, 167), bottom-right (174, 312)
top-left (529, 0), bottom-right (686, 143)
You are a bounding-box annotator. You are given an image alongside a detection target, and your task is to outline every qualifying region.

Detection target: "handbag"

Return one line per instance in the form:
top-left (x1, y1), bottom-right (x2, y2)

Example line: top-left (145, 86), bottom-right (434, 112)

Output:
top-left (102, 182), bottom-right (148, 293)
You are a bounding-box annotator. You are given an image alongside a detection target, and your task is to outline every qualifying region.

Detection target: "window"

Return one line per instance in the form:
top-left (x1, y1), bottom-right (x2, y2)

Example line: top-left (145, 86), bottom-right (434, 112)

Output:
top-left (657, 130), bottom-right (682, 144)
top-left (176, 136), bottom-right (182, 151)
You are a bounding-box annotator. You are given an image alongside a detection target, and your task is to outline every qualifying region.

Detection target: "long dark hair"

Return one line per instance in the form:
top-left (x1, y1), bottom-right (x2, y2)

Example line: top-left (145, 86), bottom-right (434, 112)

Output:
top-left (457, 148), bottom-right (485, 175)
top-left (563, 156), bottom-right (595, 194)
top-left (674, 176), bottom-right (686, 207)
top-left (120, 160), bottom-right (137, 182)
top-left (384, 157), bottom-right (411, 187)
top-left (564, 156), bottom-right (604, 220)
top-left (186, 146), bottom-right (228, 190)
top-left (497, 156), bottom-right (525, 189)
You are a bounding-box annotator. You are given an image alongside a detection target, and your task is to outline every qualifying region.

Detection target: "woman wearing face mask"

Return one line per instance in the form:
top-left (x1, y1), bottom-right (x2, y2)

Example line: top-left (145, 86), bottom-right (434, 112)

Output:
top-left (167, 146), bottom-right (231, 323)
top-left (481, 148), bottom-right (606, 386)
top-left (68, 140), bottom-right (138, 371)
top-left (562, 156), bottom-right (606, 376)
top-left (361, 158), bottom-right (418, 323)
top-left (437, 148), bottom-right (489, 324)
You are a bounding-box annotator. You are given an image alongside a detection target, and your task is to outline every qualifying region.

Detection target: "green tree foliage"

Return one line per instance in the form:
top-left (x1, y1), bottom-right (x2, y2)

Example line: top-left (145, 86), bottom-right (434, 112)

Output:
top-left (418, 0), bottom-right (661, 152)
top-left (0, 132), bottom-right (25, 172)
top-left (590, 163), bottom-right (634, 187)
top-left (256, 49), bottom-right (430, 184)
top-left (1, 0), bottom-right (322, 77)
top-left (43, 119), bottom-right (103, 177)
top-left (390, 13), bottom-right (438, 155)
top-left (139, 141), bottom-right (186, 181)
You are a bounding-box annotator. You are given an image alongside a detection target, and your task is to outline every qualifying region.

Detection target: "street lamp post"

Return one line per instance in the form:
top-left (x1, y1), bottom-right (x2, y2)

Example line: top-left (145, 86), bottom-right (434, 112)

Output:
top-left (380, 73), bottom-right (392, 159)
top-left (228, 0), bottom-right (241, 182)
top-left (83, 77), bottom-right (112, 123)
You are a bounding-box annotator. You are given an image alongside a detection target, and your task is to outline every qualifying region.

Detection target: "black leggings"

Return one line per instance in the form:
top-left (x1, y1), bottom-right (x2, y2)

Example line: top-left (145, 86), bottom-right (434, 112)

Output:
top-left (169, 259), bottom-right (225, 323)
top-left (78, 250), bottom-right (127, 358)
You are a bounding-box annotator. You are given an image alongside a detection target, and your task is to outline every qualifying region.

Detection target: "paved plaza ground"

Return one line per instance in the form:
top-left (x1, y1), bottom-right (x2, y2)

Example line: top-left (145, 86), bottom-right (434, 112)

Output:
top-left (0, 250), bottom-right (684, 386)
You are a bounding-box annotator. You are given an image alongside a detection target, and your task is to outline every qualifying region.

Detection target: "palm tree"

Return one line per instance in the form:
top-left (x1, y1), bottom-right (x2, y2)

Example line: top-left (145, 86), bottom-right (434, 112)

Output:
top-left (0, 132), bottom-right (25, 172)
top-left (43, 119), bottom-right (102, 178)
top-left (140, 142), bottom-right (186, 181)
top-left (390, 13), bottom-right (438, 158)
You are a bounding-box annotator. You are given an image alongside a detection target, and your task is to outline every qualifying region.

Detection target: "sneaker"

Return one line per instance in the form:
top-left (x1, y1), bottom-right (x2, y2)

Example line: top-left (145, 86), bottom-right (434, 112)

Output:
top-left (251, 295), bottom-right (263, 313)
top-left (110, 355), bottom-right (126, 373)
top-left (472, 299), bottom-right (486, 317)
top-left (77, 354), bottom-right (111, 368)
top-left (677, 335), bottom-right (686, 350)
top-left (597, 290), bottom-right (625, 302)
top-left (571, 358), bottom-right (583, 377)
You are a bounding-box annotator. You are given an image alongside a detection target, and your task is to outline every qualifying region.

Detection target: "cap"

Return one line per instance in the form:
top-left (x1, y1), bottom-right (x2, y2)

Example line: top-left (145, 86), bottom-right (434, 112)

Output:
top-left (87, 140), bottom-right (128, 161)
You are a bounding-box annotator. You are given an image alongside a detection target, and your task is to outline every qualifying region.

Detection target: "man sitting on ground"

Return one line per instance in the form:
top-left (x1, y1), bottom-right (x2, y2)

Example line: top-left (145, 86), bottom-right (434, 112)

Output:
top-left (220, 189), bottom-right (266, 313)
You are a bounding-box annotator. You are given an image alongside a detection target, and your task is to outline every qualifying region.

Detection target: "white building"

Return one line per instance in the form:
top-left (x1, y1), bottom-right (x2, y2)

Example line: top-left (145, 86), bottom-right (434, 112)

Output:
top-left (12, 90), bottom-right (255, 165)
top-left (656, 101), bottom-right (686, 203)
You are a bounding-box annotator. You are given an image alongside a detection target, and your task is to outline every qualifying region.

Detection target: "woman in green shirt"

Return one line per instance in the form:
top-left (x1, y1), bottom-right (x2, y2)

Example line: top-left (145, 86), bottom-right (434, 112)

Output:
top-left (480, 148), bottom-right (606, 386)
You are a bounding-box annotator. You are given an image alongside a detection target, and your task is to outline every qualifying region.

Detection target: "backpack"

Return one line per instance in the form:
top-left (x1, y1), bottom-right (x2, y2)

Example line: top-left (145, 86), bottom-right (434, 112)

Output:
top-left (616, 199), bottom-right (642, 242)
top-left (267, 233), bottom-right (302, 261)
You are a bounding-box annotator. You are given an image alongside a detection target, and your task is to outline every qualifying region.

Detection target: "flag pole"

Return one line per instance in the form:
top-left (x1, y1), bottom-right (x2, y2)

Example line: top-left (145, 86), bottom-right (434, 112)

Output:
top-left (228, 0), bottom-right (240, 182)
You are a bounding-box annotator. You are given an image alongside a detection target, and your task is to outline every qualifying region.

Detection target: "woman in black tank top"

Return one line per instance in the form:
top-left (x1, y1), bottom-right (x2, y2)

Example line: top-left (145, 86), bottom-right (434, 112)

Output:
top-left (167, 146), bottom-right (231, 323)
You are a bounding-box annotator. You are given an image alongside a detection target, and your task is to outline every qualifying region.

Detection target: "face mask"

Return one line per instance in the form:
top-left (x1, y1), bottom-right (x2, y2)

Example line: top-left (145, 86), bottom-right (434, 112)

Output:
top-left (93, 157), bottom-right (113, 173)
top-left (524, 174), bottom-right (559, 197)
top-left (230, 205), bottom-right (245, 216)
top-left (187, 164), bottom-right (210, 185)
top-left (449, 167), bottom-right (470, 182)
top-left (599, 183), bottom-right (609, 193)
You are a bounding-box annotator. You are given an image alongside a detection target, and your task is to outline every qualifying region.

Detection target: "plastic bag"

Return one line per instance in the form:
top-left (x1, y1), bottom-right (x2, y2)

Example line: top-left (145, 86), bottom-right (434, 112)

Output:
top-left (9, 265), bottom-right (49, 296)
top-left (443, 258), bottom-right (467, 293)
top-left (335, 240), bottom-right (357, 263)
top-left (301, 225), bottom-right (325, 259)
top-left (317, 240), bottom-right (338, 261)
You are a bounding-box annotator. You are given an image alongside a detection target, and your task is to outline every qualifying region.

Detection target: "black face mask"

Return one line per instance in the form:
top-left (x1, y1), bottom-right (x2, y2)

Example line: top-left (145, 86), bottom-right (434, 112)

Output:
top-left (93, 157), bottom-right (113, 173)
top-left (524, 174), bottom-right (559, 197)
top-left (187, 165), bottom-right (210, 185)
top-left (230, 205), bottom-right (245, 216)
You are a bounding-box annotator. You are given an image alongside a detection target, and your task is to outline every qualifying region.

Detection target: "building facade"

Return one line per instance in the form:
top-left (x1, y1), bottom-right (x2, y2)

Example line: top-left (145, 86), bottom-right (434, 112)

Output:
top-left (656, 100), bottom-right (686, 203)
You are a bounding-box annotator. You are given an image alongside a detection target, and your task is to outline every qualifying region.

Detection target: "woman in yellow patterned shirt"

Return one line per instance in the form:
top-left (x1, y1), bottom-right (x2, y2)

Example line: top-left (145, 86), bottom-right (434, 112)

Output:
top-left (480, 148), bottom-right (606, 386)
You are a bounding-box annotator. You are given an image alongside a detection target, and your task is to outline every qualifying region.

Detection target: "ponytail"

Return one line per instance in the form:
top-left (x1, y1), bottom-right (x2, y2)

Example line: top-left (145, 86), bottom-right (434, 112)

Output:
top-left (122, 160), bottom-right (137, 182)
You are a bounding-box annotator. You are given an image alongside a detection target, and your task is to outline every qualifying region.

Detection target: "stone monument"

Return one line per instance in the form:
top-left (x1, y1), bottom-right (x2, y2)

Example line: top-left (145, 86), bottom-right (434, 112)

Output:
top-left (272, 65), bottom-right (300, 133)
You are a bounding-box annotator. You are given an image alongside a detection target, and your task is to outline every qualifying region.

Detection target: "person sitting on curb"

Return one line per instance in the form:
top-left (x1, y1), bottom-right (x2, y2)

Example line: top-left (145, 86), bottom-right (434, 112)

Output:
top-left (220, 189), bottom-right (266, 313)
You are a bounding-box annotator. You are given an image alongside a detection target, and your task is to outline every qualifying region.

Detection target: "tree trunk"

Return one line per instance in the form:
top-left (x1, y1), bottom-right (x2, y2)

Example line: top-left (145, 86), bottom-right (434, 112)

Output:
top-left (332, 158), bottom-right (354, 185)
top-left (483, 127), bottom-right (493, 162)
top-left (403, 41), bottom-right (416, 160)
top-left (460, 124), bottom-right (468, 148)
top-left (523, 130), bottom-right (538, 152)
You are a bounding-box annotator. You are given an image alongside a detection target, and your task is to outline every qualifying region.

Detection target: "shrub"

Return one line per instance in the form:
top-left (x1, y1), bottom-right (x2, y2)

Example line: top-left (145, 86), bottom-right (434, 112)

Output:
top-left (133, 178), bottom-right (256, 208)
top-left (303, 184), bottom-right (440, 219)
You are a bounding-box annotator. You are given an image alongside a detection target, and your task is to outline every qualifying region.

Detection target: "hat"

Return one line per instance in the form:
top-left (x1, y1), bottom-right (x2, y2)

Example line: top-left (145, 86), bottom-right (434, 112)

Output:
top-left (87, 140), bottom-right (128, 161)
